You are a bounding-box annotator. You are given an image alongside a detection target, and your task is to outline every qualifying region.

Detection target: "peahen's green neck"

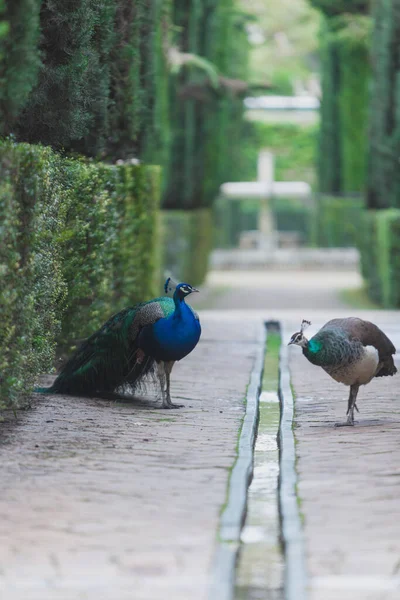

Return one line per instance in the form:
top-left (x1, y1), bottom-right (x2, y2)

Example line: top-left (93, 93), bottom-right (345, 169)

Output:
top-left (303, 338), bottom-right (324, 365)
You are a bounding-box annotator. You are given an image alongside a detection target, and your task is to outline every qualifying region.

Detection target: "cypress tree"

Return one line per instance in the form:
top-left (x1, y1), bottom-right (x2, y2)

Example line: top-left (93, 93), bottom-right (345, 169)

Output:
top-left (367, 0), bottom-right (400, 209)
top-left (163, 0), bottom-right (249, 209)
top-left (0, 0), bottom-right (41, 135)
top-left (311, 0), bottom-right (371, 194)
top-left (310, 0), bottom-right (368, 17)
top-left (107, 0), bottom-right (160, 160)
top-left (16, 0), bottom-right (99, 150)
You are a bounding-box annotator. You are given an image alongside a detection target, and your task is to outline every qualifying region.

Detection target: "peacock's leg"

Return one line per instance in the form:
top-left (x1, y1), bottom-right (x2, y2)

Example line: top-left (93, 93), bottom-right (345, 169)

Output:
top-left (162, 361), bottom-right (183, 409)
top-left (335, 384), bottom-right (359, 427)
top-left (157, 361), bottom-right (167, 406)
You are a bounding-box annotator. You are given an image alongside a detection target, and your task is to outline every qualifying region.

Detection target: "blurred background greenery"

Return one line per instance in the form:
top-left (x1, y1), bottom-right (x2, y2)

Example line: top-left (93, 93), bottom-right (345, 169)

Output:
top-left (1, 0), bottom-right (400, 406)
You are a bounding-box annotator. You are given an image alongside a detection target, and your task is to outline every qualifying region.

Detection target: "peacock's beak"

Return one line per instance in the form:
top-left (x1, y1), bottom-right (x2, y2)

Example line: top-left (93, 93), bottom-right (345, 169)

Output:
top-left (192, 287), bottom-right (199, 293)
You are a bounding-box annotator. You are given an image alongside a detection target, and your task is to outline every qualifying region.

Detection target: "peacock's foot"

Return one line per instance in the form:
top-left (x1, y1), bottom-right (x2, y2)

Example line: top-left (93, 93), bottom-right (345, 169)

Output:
top-left (161, 401), bottom-right (185, 409)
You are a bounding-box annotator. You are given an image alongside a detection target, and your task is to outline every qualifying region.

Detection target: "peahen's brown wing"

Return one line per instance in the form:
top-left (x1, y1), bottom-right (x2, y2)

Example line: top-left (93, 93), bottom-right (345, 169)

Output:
top-left (320, 317), bottom-right (397, 376)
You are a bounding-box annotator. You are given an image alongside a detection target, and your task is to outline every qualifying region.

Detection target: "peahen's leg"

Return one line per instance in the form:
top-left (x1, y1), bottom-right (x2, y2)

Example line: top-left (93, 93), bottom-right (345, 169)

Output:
top-left (335, 384), bottom-right (359, 427)
top-left (162, 361), bottom-right (183, 409)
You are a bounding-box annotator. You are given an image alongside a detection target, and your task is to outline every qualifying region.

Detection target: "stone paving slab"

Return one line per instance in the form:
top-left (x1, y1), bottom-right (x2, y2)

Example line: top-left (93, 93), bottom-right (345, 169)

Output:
top-left (0, 314), bottom-right (263, 600)
top-left (287, 315), bottom-right (400, 600)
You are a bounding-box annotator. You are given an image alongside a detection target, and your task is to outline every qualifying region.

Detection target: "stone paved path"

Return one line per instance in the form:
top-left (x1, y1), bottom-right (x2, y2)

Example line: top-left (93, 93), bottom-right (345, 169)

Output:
top-left (287, 315), bottom-right (400, 600)
top-left (2, 264), bottom-right (400, 600)
top-left (0, 315), bottom-right (262, 600)
top-left (191, 270), bottom-right (362, 311)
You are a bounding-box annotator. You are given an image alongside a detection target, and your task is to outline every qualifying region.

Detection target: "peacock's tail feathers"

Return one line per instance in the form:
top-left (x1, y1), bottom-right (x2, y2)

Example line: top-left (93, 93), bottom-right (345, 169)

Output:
top-left (34, 386), bottom-right (55, 394)
top-left (39, 298), bottom-right (176, 397)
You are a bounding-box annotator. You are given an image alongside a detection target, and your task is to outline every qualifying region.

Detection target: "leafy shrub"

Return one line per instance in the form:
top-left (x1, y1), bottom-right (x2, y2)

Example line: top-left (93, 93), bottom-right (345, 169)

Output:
top-left (0, 140), bottom-right (160, 408)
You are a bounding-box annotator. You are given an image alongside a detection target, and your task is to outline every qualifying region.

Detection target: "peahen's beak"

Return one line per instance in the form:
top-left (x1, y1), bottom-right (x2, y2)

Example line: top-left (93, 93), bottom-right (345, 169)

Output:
top-left (288, 339), bottom-right (294, 346)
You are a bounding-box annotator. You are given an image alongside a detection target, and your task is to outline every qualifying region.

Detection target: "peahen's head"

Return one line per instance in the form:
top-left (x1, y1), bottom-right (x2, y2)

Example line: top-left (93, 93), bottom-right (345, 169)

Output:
top-left (288, 320), bottom-right (311, 348)
top-left (164, 277), bottom-right (199, 300)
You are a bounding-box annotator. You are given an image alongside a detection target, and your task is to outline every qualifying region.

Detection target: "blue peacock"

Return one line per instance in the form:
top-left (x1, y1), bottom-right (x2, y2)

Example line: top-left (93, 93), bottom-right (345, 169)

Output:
top-left (289, 318), bottom-right (397, 426)
top-left (35, 278), bottom-right (201, 408)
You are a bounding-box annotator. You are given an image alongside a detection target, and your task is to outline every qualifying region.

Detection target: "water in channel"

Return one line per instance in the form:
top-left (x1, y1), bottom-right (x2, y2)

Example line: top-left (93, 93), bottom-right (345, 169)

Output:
top-left (235, 329), bottom-right (284, 600)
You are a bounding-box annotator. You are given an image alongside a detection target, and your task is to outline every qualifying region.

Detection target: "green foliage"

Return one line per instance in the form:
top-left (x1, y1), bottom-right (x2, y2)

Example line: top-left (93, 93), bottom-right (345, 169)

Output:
top-left (0, 141), bottom-right (68, 408)
top-left (318, 18), bottom-right (342, 194)
top-left (163, 0), bottom-right (250, 209)
top-left (0, 0), bottom-right (41, 134)
top-left (113, 163), bottom-right (161, 310)
top-left (313, 195), bottom-right (365, 247)
top-left (240, 0), bottom-right (320, 94)
top-left (310, 0), bottom-right (369, 17)
top-left (107, 0), bottom-right (170, 163)
top-left (272, 198), bottom-right (313, 241)
top-left (0, 140), bottom-right (161, 409)
top-left (360, 209), bottom-right (400, 308)
top-left (223, 121), bottom-right (318, 186)
top-left (11, 0), bottom-right (170, 162)
top-left (213, 197), bottom-right (313, 249)
top-left (16, 0), bottom-right (101, 149)
top-left (366, 0), bottom-right (400, 209)
top-left (212, 121), bottom-right (317, 248)
top-left (317, 14), bottom-right (371, 194)
top-left (161, 209), bottom-right (212, 285)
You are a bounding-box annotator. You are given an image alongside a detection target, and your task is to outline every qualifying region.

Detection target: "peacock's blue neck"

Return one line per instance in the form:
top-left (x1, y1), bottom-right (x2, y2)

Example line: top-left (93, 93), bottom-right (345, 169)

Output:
top-left (172, 290), bottom-right (187, 320)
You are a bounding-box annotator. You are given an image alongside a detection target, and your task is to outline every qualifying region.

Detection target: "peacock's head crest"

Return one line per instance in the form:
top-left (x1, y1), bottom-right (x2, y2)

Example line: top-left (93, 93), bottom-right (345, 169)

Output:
top-left (164, 277), bottom-right (199, 299)
top-left (288, 319), bottom-right (311, 347)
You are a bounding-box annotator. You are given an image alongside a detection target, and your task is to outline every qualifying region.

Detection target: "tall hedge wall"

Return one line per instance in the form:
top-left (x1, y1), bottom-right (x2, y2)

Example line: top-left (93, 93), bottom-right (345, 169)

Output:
top-left (0, 0), bottom-right (170, 163)
top-left (312, 195), bottom-right (365, 247)
top-left (366, 0), bottom-right (400, 209)
top-left (0, 0), bottom-right (41, 134)
top-left (163, 0), bottom-right (249, 209)
top-left (1, 0), bottom-right (247, 211)
top-left (359, 209), bottom-right (400, 307)
top-left (161, 209), bottom-right (212, 285)
top-left (0, 140), bottom-right (160, 409)
top-left (312, 1), bottom-right (371, 194)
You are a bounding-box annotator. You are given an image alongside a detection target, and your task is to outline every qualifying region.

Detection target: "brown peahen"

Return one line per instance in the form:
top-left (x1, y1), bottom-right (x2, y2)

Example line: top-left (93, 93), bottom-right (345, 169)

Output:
top-left (289, 318), bottom-right (397, 426)
top-left (35, 278), bottom-right (201, 408)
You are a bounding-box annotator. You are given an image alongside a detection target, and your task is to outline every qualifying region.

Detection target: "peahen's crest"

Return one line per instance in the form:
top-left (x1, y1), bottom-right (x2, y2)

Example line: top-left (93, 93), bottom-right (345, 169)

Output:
top-left (300, 319), bottom-right (311, 332)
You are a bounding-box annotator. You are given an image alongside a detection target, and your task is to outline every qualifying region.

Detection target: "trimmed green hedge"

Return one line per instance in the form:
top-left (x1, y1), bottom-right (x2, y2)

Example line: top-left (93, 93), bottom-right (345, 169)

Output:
top-left (310, 1), bottom-right (369, 17)
top-left (161, 209), bottom-right (212, 286)
top-left (0, 140), bottom-right (160, 409)
top-left (367, 1), bottom-right (400, 209)
top-left (312, 195), bottom-right (365, 247)
top-left (317, 14), bottom-right (370, 194)
top-left (360, 209), bottom-right (400, 308)
top-left (3, 0), bottom-right (170, 163)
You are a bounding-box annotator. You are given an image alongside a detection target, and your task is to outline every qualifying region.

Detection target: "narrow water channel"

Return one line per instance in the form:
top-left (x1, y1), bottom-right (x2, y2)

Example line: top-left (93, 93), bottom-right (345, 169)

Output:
top-left (235, 325), bottom-right (284, 600)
